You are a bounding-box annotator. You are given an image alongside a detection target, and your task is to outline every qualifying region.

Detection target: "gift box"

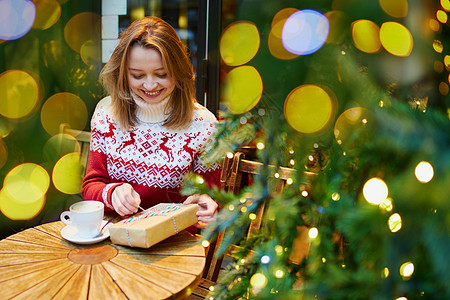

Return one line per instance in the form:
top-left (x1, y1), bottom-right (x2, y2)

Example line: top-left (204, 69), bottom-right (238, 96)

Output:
top-left (109, 203), bottom-right (199, 248)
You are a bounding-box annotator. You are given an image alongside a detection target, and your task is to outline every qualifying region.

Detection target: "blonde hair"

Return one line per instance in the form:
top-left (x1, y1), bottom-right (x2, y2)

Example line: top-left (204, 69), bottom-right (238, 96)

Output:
top-left (100, 16), bottom-right (196, 130)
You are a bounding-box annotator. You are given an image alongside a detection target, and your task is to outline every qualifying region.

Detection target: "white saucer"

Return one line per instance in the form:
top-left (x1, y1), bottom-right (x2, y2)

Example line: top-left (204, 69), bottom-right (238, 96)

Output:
top-left (61, 220), bottom-right (111, 245)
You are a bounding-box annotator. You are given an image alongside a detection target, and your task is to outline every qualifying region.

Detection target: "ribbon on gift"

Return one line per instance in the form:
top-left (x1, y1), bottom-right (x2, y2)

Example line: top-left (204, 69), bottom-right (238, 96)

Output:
top-left (123, 204), bottom-right (181, 247)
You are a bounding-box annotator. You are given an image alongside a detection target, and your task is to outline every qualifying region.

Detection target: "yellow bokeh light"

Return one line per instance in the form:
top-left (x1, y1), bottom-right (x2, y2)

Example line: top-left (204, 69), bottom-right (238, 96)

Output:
top-left (43, 133), bottom-right (81, 163)
top-left (80, 40), bottom-right (101, 66)
top-left (275, 269), bottom-right (285, 278)
top-left (434, 60), bottom-right (444, 73)
top-left (383, 267), bottom-right (390, 278)
top-left (4, 163), bottom-right (50, 203)
top-left (380, 22), bottom-right (413, 57)
top-left (325, 10), bottom-right (350, 45)
top-left (0, 188), bottom-right (46, 220)
top-left (32, 0), bottom-right (61, 30)
top-left (0, 138), bottom-right (7, 169)
top-left (379, 197), bottom-right (393, 211)
top-left (388, 213), bottom-right (402, 232)
top-left (439, 82), bottom-right (449, 95)
top-left (428, 19), bottom-right (440, 32)
top-left (444, 55), bottom-right (450, 68)
top-left (433, 40), bottom-right (443, 53)
top-left (0, 117), bottom-right (13, 138)
top-left (40, 92), bottom-right (88, 136)
top-left (400, 262), bottom-right (414, 277)
top-left (308, 227), bottom-right (318, 239)
top-left (351, 20), bottom-right (381, 54)
top-left (379, 0), bottom-right (408, 18)
top-left (275, 245), bottom-right (284, 255)
top-left (437, 10), bottom-right (448, 23)
top-left (414, 161), bottom-right (434, 183)
top-left (220, 21), bottom-right (260, 66)
top-left (363, 177), bottom-right (388, 205)
top-left (221, 66), bottom-right (263, 114)
top-left (268, 8), bottom-right (299, 60)
top-left (268, 27), bottom-right (299, 60)
top-left (442, 0), bottom-right (450, 11)
top-left (250, 273), bottom-right (268, 289)
top-left (0, 70), bottom-right (39, 119)
top-left (52, 152), bottom-right (84, 194)
top-left (272, 8), bottom-right (299, 32)
top-left (284, 85), bottom-right (334, 134)
top-left (396, 298), bottom-right (407, 300)
top-left (201, 240), bottom-right (210, 247)
top-left (332, 192), bottom-right (340, 201)
top-left (334, 107), bottom-right (372, 150)
top-left (64, 12), bottom-right (100, 53)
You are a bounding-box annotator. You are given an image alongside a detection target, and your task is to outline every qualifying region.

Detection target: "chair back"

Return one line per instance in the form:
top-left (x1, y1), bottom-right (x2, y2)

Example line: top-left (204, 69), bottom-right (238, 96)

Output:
top-left (203, 151), bottom-right (314, 282)
top-left (59, 123), bottom-right (91, 174)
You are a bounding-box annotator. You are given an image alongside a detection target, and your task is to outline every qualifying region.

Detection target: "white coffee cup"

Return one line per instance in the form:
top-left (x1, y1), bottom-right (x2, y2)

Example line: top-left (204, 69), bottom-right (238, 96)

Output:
top-left (60, 201), bottom-right (104, 239)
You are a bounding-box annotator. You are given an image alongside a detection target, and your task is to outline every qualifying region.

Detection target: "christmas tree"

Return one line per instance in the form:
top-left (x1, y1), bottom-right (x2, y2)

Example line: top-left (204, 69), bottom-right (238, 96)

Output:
top-left (183, 0), bottom-right (449, 299)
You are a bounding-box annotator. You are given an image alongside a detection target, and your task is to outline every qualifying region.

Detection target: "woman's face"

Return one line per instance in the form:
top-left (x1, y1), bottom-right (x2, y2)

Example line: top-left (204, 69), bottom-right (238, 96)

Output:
top-left (127, 46), bottom-right (175, 104)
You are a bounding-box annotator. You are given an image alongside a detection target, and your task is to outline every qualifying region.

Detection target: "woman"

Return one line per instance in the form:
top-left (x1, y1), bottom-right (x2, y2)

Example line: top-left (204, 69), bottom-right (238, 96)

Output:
top-left (81, 17), bottom-right (220, 228)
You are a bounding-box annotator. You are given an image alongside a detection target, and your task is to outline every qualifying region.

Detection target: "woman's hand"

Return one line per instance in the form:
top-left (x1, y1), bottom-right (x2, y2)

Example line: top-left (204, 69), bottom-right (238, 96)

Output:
top-left (112, 183), bottom-right (141, 216)
top-left (183, 194), bottom-right (218, 228)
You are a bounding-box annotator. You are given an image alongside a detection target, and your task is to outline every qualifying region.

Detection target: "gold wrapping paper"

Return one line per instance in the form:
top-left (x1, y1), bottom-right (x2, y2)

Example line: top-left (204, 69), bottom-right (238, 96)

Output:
top-left (109, 203), bottom-right (199, 248)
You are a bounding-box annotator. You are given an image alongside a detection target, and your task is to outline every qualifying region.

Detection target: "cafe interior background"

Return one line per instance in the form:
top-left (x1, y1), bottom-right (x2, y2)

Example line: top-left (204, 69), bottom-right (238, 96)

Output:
top-left (0, 0), bottom-right (449, 299)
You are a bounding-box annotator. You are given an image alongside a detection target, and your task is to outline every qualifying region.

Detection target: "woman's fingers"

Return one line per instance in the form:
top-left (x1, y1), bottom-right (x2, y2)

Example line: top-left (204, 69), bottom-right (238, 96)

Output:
top-left (183, 194), bottom-right (218, 226)
top-left (112, 184), bottom-right (141, 216)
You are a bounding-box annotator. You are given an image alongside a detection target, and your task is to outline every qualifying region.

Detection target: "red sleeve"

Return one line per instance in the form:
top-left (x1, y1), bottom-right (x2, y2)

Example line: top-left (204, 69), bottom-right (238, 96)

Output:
top-left (81, 150), bottom-right (122, 212)
top-left (81, 101), bottom-right (121, 212)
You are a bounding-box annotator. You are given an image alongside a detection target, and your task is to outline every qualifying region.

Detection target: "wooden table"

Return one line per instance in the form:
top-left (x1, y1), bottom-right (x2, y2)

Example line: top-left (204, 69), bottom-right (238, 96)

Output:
top-left (0, 221), bottom-right (206, 299)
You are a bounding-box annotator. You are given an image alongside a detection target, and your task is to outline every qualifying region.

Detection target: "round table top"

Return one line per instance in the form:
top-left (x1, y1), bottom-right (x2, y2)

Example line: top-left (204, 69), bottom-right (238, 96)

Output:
top-left (0, 221), bottom-right (206, 300)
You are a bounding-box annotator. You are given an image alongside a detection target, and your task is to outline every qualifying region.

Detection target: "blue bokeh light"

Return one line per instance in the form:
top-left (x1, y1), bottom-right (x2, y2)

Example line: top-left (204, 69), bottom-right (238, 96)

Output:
top-left (0, 0), bottom-right (36, 41)
top-left (282, 9), bottom-right (329, 56)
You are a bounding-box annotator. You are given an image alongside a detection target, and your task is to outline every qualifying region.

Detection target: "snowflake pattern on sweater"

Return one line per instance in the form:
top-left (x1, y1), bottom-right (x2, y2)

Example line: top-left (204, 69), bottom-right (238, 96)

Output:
top-left (81, 97), bottom-right (221, 211)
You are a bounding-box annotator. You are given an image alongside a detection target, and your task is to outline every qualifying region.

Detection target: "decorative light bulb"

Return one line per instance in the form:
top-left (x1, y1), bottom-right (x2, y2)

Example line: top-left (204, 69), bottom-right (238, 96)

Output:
top-left (256, 142), bottom-right (265, 150)
top-left (379, 197), bottom-right (393, 211)
top-left (275, 245), bottom-right (283, 255)
top-left (415, 161), bottom-right (434, 183)
top-left (261, 255), bottom-right (270, 264)
top-left (388, 213), bottom-right (402, 232)
top-left (400, 262), bottom-right (414, 277)
top-left (250, 273), bottom-right (268, 289)
top-left (202, 240), bottom-right (210, 247)
top-left (363, 177), bottom-right (389, 205)
top-left (308, 227), bottom-right (319, 239)
top-left (331, 192), bottom-right (340, 201)
top-left (275, 270), bottom-right (284, 278)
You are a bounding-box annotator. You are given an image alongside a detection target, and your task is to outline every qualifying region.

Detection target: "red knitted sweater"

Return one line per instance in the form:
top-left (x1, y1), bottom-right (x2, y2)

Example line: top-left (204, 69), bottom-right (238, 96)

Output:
top-left (81, 96), bottom-right (221, 212)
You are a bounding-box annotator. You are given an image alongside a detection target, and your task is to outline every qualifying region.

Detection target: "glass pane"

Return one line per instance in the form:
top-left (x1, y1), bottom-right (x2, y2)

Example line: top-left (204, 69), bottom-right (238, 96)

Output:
top-left (120, 0), bottom-right (200, 75)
